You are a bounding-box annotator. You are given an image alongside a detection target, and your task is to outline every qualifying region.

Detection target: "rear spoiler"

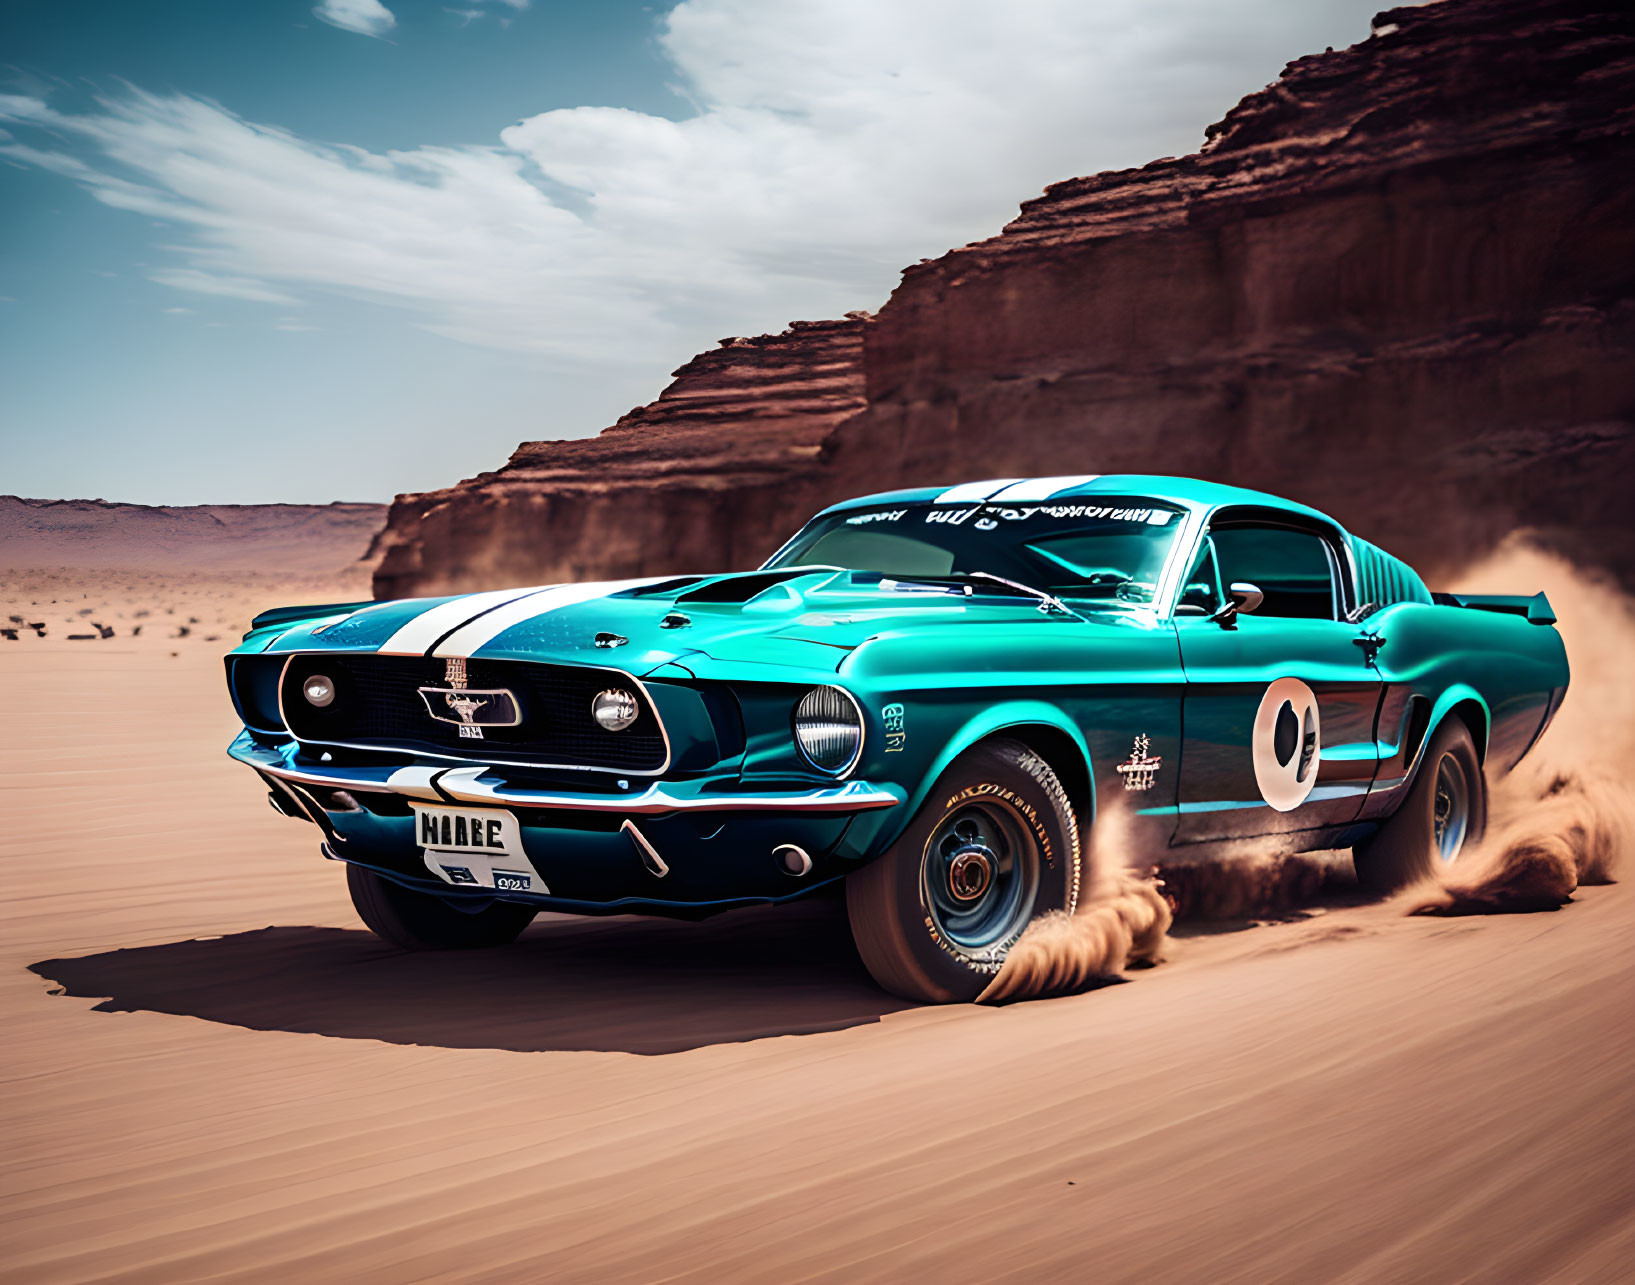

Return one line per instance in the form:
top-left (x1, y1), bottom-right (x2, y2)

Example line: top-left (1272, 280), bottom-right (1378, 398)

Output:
top-left (248, 600), bottom-right (372, 631)
top-left (1430, 591), bottom-right (1557, 625)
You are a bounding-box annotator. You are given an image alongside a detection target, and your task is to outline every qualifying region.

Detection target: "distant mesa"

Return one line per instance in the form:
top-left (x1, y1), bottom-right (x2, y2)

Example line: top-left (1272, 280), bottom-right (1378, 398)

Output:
top-left (0, 496), bottom-right (387, 577)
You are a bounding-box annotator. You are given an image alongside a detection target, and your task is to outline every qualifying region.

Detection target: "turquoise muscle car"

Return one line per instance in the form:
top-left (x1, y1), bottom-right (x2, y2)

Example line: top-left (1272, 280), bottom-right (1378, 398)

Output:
top-left (226, 476), bottom-right (1568, 1002)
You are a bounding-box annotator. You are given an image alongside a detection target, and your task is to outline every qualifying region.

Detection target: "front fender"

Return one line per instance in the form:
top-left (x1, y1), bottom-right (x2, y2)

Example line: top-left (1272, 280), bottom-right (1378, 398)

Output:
top-left (900, 699), bottom-right (1095, 824)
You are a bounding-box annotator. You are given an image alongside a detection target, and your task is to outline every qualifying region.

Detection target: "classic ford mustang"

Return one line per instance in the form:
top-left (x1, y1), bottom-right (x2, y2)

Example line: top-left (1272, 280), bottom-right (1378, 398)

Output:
top-left (226, 476), bottom-right (1569, 1002)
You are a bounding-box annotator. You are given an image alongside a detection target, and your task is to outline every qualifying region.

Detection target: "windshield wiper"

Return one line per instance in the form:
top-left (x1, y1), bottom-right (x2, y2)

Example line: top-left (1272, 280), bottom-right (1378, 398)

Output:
top-left (927, 571), bottom-right (1082, 620)
top-left (874, 570), bottom-right (1084, 619)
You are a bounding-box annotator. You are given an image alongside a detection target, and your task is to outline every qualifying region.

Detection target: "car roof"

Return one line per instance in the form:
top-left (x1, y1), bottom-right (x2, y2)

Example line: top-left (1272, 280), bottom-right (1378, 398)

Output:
top-left (815, 474), bottom-right (1340, 527)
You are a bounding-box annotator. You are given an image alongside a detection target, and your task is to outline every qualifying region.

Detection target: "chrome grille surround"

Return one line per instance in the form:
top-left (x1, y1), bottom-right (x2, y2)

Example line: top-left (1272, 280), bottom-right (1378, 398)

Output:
top-left (275, 652), bottom-right (672, 774)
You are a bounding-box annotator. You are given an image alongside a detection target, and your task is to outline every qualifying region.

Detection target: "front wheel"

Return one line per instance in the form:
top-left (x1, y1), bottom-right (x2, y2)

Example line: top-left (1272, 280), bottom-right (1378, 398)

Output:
top-left (347, 864), bottom-right (537, 950)
top-left (1353, 719), bottom-right (1487, 892)
top-left (846, 738), bottom-right (1080, 1002)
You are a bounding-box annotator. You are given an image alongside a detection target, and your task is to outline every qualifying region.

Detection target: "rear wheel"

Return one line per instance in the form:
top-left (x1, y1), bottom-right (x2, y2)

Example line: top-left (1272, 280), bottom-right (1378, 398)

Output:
top-left (846, 738), bottom-right (1080, 1002)
top-left (347, 863), bottom-right (537, 950)
top-left (1353, 719), bottom-right (1486, 892)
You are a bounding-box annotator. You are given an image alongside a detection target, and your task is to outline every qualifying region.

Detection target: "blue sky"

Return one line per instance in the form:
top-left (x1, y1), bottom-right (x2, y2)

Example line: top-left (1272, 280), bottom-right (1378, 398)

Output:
top-left (1, 0), bottom-right (1379, 505)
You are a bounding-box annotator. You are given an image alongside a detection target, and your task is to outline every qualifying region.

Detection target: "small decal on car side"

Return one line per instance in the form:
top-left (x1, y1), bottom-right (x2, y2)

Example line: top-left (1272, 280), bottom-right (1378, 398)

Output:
top-left (1116, 734), bottom-right (1163, 791)
top-left (882, 702), bottom-right (907, 752)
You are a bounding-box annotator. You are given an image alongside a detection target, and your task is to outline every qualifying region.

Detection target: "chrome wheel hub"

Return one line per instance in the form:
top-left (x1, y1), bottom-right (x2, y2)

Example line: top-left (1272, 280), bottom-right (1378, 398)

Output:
top-left (947, 845), bottom-right (995, 902)
top-left (1432, 753), bottom-right (1470, 863)
top-left (923, 803), bottom-right (1040, 955)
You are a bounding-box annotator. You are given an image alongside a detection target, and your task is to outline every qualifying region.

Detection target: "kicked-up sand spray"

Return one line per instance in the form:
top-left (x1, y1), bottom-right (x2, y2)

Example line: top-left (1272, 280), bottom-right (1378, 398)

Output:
top-left (1407, 541), bottom-right (1632, 914)
top-left (977, 802), bottom-right (1169, 1004)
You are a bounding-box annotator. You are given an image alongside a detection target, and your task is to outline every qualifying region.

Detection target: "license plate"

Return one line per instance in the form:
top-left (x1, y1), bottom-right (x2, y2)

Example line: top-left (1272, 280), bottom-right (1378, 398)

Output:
top-left (410, 803), bottom-right (547, 894)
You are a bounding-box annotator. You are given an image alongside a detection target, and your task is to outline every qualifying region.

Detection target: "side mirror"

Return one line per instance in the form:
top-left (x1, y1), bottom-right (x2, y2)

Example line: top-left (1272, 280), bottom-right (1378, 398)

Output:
top-left (1209, 581), bottom-right (1264, 629)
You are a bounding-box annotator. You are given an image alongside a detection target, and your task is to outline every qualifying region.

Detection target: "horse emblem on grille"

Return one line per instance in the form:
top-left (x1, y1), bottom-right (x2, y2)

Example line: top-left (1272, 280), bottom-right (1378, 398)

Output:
top-left (417, 658), bottom-right (521, 740)
top-left (442, 658), bottom-right (488, 734)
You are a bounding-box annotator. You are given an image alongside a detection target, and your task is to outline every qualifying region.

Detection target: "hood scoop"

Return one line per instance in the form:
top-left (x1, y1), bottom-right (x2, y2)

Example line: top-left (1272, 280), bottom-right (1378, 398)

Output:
top-left (674, 567), bottom-right (839, 605)
top-left (624, 575), bottom-right (709, 598)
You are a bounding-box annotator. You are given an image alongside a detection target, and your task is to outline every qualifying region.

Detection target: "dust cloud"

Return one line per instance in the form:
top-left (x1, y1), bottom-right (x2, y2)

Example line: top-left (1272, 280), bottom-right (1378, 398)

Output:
top-left (1157, 852), bottom-right (1353, 921)
top-left (1407, 541), bottom-right (1633, 914)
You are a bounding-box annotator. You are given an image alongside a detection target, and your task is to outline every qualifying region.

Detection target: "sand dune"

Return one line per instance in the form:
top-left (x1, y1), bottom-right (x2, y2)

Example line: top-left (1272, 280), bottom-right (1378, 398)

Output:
top-left (2, 554), bottom-right (1632, 1281)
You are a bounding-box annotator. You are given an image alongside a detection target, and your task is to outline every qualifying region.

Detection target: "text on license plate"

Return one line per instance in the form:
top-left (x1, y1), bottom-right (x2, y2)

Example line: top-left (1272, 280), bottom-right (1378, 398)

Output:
top-left (415, 803), bottom-right (519, 855)
top-left (409, 803), bottom-right (546, 894)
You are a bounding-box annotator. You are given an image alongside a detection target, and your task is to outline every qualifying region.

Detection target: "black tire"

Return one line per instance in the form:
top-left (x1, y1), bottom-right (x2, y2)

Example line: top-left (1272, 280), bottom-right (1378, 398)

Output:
top-left (846, 738), bottom-right (1080, 1002)
top-left (347, 863), bottom-right (537, 950)
top-left (1353, 719), bottom-right (1487, 893)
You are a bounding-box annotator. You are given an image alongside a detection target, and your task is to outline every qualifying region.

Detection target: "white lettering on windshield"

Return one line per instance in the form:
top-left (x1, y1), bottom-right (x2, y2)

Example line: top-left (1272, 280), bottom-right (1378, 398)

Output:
top-left (845, 510), bottom-right (908, 525)
top-left (923, 503), bottom-right (1174, 527)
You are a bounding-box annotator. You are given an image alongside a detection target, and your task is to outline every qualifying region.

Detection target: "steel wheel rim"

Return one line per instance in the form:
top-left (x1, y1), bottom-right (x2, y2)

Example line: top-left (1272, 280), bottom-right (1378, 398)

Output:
top-left (923, 798), bottom-right (1040, 955)
top-left (1432, 753), bottom-right (1470, 863)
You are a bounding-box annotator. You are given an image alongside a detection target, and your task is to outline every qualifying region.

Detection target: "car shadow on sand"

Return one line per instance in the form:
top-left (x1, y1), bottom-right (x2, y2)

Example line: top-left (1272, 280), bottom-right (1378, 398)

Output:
top-left (28, 896), bottom-right (917, 1056)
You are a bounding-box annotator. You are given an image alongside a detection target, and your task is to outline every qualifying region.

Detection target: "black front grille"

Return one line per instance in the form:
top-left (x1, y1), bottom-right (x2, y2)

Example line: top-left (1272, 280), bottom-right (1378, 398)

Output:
top-left (280, 654), bottom-right (667, 772)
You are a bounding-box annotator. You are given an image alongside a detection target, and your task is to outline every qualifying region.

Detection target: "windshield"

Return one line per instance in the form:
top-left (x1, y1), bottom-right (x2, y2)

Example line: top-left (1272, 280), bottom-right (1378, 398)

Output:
top-left (765, 498), bottom-right (1187, 605)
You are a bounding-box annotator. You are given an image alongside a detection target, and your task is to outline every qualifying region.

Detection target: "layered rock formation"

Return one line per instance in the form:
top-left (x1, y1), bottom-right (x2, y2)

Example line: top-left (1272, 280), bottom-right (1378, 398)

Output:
top-left (375, 0), bottom-right (1635, 600)
top-left (372, 318), bottom-right (866, 597)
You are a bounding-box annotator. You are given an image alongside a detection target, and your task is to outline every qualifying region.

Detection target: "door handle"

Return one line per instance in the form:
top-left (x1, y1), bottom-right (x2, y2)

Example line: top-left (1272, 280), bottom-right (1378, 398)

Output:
top-left (1352, 633), bottom-right (1386, 664)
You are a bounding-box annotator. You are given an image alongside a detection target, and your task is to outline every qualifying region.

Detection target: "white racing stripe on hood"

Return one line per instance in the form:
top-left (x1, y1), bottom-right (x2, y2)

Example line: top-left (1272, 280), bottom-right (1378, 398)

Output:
top-left (986, 475), bottom-right (1101, 503)
top-left (934, 478), bottom-right (1022, 504)
top-left (433, 577), bottom-right (671, 659)
top-left (375, 586), bottom-right (555, 657)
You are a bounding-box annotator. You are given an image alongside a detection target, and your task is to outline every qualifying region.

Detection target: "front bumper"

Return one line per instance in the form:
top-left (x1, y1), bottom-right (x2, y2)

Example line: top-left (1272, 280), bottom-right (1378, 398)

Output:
top-left (230, 733), bottom-right (904, 915)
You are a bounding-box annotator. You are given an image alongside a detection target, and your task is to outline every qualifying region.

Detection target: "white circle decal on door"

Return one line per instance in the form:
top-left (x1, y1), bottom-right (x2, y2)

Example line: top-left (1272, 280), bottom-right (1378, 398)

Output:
top-left (1252, 677), bottom-right (1322, 811)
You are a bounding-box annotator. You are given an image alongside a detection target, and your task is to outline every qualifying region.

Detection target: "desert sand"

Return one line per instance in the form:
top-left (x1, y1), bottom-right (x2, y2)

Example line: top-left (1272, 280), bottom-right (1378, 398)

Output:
top-left (2, 538), bottom-right (1631, 1283)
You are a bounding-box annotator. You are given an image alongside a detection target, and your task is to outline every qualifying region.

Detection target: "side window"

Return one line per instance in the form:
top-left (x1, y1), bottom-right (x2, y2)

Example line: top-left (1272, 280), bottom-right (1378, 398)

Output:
top-left (1211, 525), bottom-right (1339, 620)
top-left (1175, 538), bottom-right (1224, 616)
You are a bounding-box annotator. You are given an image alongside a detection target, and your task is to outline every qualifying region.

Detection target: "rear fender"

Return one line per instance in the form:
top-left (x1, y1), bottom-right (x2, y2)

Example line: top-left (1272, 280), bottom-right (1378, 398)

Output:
top-left (1415, 685), bottom-right (1491, 779)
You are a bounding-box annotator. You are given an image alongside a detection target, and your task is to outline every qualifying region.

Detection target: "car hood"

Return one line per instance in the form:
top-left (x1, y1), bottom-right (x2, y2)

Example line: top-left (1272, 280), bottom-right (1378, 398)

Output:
top-left (249, 568), bottom-right (1114, 676)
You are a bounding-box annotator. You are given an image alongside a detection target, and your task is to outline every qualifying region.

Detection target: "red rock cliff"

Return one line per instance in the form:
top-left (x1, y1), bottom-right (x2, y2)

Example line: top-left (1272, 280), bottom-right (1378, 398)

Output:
top-left (371, 317), bottom-right (866, 597)
top-left (375, 0), bottom-right (1635, 600)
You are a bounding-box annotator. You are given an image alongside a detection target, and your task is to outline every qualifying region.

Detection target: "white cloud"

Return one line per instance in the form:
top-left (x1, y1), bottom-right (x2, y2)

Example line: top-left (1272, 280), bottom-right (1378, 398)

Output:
top-left (446, 0), bottom-right (529, 25)
top-left (147, 267), bottom-right (300, 305)
top-left (0, 0), bottom-right (1375, 371)
top-left (313, 0), bottom-right (396, 39)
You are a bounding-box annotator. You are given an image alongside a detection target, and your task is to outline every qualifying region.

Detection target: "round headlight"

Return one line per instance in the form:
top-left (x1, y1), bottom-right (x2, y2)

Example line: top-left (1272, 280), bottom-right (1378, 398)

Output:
top-left (302, 674), bottom-right (336, 707)
top-left (592, 688), bottom-right (639, 732)
top-left (793, 686), bottom-right (863, 775)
